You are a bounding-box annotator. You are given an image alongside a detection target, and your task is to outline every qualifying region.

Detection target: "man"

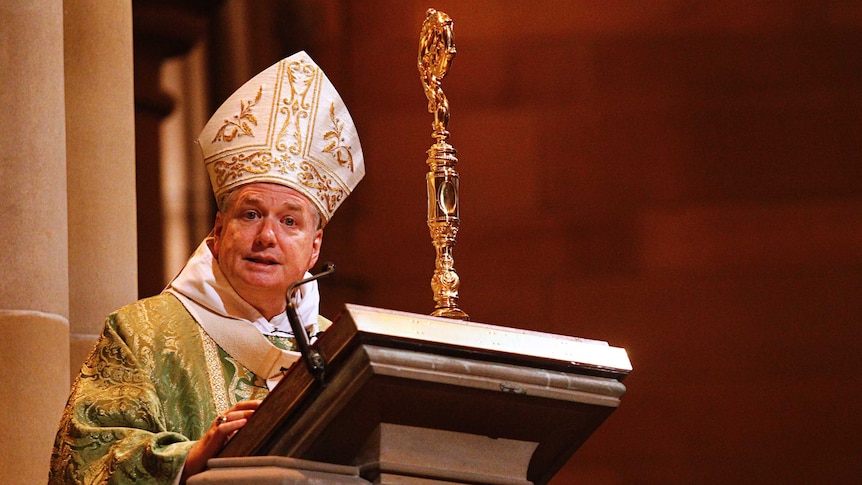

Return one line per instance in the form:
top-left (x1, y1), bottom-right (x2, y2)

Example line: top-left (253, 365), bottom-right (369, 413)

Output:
top-left (49, 51), bottom-right (364, 484)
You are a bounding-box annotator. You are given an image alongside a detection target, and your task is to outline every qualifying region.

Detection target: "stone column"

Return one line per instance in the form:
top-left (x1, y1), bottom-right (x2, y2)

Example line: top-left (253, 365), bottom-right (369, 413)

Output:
top-left (0, 1), bottom-right (70, 484)
top-left (64, 0), bottom-right (138, 378)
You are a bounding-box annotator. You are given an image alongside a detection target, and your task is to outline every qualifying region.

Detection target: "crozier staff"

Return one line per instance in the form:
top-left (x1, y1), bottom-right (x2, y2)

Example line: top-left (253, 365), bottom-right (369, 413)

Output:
top-left (49, 51), bottom-right (365, 485)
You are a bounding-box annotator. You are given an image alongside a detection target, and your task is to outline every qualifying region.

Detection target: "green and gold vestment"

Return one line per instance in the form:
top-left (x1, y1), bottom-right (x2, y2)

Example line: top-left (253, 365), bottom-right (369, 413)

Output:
top-left (49, 293), bottom-right (277, 484)
top-left (49, 240), bottom-right (321, 484)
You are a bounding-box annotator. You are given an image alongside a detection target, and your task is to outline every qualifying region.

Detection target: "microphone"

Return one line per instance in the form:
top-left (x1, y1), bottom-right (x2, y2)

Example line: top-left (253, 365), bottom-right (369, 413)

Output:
top-left (285, 263), bottom-right (335, 386)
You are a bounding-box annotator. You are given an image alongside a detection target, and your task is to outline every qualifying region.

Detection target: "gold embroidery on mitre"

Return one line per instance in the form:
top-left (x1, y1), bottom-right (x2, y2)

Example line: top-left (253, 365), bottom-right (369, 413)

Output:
top-left (323, 102), bottom-right (355, 172)
top-left (211, 149), bottom-right (343, 213)
top-left (297, 160), bottom-right (345, 213)
top-left (276, 59), bottom-right (317, 154)
top-left (198, 52), bottom-right (364, 224)
top-left (212, 86), bottom-right (262, 143)
top-left (212, 151), bottom-right (274, 188)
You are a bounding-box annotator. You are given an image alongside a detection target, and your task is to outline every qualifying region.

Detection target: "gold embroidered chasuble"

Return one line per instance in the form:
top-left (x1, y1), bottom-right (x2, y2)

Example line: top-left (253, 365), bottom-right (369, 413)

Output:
top-left (48, 293), bottom-right (323, 484)
top-left (49, 239), bottom-right (325, 484)
top-left (49, 293), bottom-right (274, 483)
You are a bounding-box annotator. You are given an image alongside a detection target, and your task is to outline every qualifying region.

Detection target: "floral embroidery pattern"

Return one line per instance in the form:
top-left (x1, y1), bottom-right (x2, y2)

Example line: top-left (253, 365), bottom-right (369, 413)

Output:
top-left (212, 86), bottom-right (262, 143)
top-left (297, 160), bottom-right (345, 213)
top-left (323, 102), bottom-right (355, 172)
top-left (211, 151), bottom-right (344, 215)
top-left (212, 151), bottom-right (273, 187)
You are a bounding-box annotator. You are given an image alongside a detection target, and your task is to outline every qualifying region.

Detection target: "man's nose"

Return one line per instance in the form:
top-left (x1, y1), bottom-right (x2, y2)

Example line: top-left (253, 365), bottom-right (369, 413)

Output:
top-left (256, 217), bottom-right (277, 246)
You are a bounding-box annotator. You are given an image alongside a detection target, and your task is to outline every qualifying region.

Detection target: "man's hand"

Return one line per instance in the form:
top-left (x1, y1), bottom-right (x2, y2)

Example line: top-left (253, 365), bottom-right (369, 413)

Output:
top-left (180, 399), bottom-right (262, 483)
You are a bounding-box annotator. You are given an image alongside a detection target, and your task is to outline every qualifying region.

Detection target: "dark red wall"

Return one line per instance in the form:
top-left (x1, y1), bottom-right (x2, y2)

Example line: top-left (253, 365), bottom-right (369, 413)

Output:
top-left (314, 2), bottom-right (862, 483)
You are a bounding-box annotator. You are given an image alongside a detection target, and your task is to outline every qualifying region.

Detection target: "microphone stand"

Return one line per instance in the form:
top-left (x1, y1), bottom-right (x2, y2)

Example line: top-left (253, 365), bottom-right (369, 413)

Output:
top-left (285, 262), bottom-right (335, 386)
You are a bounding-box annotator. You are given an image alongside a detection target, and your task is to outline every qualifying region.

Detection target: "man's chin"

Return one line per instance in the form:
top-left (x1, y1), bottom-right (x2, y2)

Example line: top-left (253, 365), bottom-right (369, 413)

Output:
top-left (231, 267), bottom-right (305, 295)
top-left (235, 275), bottom-right (288, 296)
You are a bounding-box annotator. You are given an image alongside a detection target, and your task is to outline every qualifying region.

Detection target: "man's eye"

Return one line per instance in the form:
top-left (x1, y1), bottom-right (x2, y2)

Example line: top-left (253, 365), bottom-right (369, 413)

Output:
top-left (243, 211), bottom-right (258, 220)
top-left (283, 217), bottom-right (296, 226)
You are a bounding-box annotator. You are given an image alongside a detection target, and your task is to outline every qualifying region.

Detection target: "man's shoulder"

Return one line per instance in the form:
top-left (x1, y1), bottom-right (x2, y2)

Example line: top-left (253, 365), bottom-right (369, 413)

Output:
top-left (114, 292), bottom-right (184, 316)
top-left (109, 293), bottom-right (192, 330)
top-left (105, 293), bottom-right (204, 350)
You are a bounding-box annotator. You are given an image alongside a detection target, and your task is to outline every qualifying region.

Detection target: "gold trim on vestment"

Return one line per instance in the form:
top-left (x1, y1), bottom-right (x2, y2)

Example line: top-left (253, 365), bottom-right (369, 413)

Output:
top-left (198, 325), bottom-right (232, 413)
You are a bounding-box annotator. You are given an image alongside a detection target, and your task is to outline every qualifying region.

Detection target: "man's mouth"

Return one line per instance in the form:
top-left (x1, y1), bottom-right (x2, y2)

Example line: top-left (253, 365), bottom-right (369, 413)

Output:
top-left (246, 256), bottom-right (279, 265)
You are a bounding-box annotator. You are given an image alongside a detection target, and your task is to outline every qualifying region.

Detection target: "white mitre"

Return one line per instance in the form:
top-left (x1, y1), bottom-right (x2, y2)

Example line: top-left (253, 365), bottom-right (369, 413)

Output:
top-left (197, 51), bottom-right (364, 225)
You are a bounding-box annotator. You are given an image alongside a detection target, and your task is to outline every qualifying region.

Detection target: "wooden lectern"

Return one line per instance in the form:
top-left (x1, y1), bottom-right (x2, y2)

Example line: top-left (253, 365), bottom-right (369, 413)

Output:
top-left (190, 304), bottom-right (631, 485)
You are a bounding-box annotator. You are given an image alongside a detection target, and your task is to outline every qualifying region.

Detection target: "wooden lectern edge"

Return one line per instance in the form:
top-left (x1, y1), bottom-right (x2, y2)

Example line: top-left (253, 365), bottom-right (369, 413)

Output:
top-left (363, 345), bottom-right (626, 407)
top-left (207, 456), bottom-right (361, 476)
top-left (342, 303), bottom-right (633, 375)
top-left (363, 461), bottom-right (533, 485)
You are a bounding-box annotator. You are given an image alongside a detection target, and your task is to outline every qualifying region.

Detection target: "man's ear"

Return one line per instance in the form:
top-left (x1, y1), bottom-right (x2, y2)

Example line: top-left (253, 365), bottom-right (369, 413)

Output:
top-left (307, 229), bottom-right (323, 270)
top-left (211, 212), bottom-right (224, 258)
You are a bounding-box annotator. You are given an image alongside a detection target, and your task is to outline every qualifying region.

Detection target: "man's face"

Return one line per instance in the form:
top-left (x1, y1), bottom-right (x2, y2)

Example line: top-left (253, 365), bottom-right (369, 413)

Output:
top-left (212, 183), bottom-right (322, 318)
